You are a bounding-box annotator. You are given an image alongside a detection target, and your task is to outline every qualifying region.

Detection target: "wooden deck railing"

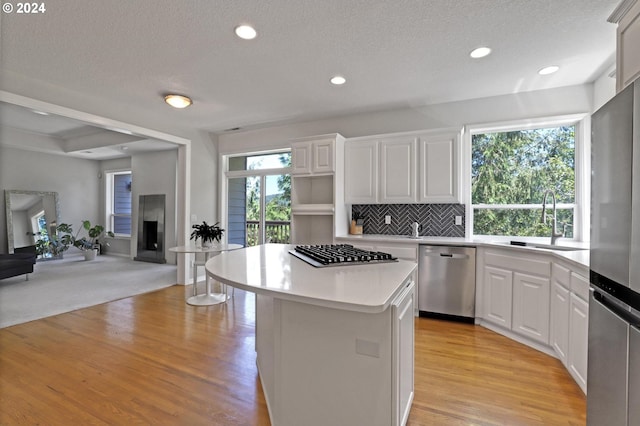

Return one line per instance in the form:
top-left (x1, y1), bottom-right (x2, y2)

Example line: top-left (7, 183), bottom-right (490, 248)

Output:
top-left (246, 220), bottom-right (290, 246)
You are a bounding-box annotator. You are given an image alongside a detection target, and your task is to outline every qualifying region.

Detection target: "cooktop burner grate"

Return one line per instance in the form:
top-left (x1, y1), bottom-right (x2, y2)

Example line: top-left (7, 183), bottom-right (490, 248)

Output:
top-left (289, 244), bottom-right (398, 268)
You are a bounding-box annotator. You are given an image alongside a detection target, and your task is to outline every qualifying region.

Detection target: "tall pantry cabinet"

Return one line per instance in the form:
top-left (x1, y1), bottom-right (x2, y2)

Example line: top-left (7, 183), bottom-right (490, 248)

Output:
top-left (290, 134), bottom-right (346, 244)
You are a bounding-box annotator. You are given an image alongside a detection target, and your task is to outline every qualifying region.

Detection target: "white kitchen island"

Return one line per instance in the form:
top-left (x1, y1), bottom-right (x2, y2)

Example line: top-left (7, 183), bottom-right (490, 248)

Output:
top-left (205, 243), bottom-right (417, 426)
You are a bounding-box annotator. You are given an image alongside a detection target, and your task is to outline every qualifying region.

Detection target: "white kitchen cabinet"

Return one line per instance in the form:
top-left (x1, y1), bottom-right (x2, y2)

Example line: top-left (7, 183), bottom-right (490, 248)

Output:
top-left (550, 279), bottom-right (571, 366)
top-left (380, 137), bottom-right (417, 203)
top-left (290, 134), bottom-right (345, 244)
top-left (479, 249), bottom-right (551, 347)
top-left (550, 262), bottom-right (572, 366)
top-left (479, 248), bottom-right (589, 394)
top-left (512, 272), bottom-right (550, 345)
top-left (567, 272), bottom-right (589, 394)
top-left (418, 130), bottom-right (461, 203)
top-left (392, 281), bottom-right (415, 426)
top-left (344, 128), bottom-right (462, 204)
top-left (291, 141), bottom-right (313, 174)
top-left (615, 0), bottom-right (640, 91)
top-left (568, 292), bottom-right (589, 393)
top-left (291, 138), bottom-right (335, 175)
top-left (483, 265), bottom-right (513, 329)
top-left (344, 139), bottom-right (378, 203)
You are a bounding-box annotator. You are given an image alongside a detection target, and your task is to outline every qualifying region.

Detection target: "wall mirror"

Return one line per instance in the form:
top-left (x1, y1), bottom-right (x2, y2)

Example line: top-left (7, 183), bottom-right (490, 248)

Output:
top-left (5, 190), bottom-right (60, 258)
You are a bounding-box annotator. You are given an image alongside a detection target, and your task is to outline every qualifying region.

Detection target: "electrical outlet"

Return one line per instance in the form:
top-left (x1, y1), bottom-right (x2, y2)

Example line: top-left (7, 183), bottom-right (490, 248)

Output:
top-left (455, 216), bottom-right (462, 226)
top-left (385, 215), bottom-right (391, 225)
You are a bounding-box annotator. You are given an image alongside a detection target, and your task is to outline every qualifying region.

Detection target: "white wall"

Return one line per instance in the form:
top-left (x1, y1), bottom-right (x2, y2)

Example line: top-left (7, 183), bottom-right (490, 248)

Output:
top-left (218, 84), bottom-right (594, 150)
top-left (190, 131), bottom-right (218, 226)
top-left (0, 146), bottom-right (100, 254)
top-left (593, 63), bottom-right (617, 112)
top-left (131, 150), bottom-right (178, 264)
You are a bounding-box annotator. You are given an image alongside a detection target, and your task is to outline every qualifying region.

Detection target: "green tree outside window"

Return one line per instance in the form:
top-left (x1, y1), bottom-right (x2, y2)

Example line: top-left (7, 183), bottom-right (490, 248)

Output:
top-left (472, 126), bottom-right (575, 237)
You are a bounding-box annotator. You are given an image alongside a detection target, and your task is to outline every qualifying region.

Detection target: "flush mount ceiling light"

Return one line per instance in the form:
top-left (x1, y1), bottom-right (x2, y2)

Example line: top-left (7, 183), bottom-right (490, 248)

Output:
top-left (330, 76), bottom-right (346, 85)
top-left (235, 25), bottom-right (257, 40)
top-left (164, 94), bottom-right (193, 109)
top-left (469, 47), bottom-right (492, 59)
top-left (538, 65), bottom-right (560, 75)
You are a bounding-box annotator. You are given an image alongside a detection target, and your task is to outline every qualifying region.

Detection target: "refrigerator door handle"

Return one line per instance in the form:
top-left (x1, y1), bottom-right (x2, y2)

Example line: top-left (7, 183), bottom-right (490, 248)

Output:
top-left (591, 288), bottom-right (640, 326)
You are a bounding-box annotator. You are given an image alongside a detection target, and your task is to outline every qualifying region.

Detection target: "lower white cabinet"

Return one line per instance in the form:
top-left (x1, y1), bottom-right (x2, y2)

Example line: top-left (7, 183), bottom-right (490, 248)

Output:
top-left (512, 272), bottom-right (550, 345)
top-left (550, 280), bottom-right (571, 364)
top-left (480, 249), bottom-right (589, 394)
top-left (392, 281), bottom-right (415, 426)
top-left (480, 250), bottom-right (551, 345)
top-left (256, 278), bottom-right (415, 426)
top-left (483, 266), bottom-right (513, 329)
top-left (568, 291), bottom-right (589, 393)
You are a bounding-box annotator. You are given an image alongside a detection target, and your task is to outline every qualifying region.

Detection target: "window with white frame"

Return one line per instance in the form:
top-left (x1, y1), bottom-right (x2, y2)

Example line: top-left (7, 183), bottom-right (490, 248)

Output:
top-left (225, 151), bottom-right (291, 247)
top-left (469, 116), bottom-right (588, 240)
top-left (106, 170), bottom-right (132, 236)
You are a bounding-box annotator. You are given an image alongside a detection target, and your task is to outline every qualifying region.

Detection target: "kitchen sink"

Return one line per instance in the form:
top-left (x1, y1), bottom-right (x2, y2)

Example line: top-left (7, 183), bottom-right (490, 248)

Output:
top-left (492, 241), bottom-right (588, 252)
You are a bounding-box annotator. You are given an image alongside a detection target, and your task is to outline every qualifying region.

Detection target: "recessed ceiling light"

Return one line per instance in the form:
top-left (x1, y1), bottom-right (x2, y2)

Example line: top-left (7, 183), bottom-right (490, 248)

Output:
top-left (538, 65), bottom-right (559, 75)
top-left (164, 94), bottom-right (193, 109)
top-left (470, 47), bottom-right (492, 59)
top-left (330, 76), bottom-right (346, 85)
top-left (235, 25), bottom-right (257, 40)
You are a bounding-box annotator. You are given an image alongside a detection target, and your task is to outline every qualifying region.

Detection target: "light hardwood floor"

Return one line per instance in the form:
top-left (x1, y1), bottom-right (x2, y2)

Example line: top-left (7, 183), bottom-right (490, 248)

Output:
top-left (0, 285), bottom-right (585, 425)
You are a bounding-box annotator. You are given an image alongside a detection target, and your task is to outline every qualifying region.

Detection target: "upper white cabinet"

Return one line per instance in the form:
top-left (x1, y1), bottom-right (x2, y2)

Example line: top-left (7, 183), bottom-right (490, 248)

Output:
top-left (345, 128), bottom-right (462, 204)
top-left (290, 134), bottom-right (346, 244)
top-left (291, 138), bottom-right (335, 175)
top-left (379, 137), bottom-right (417, 203)
top-left (614, 0), bottom-right (640, 91)
top-left (344, 139), bottom-right (378, 203)
top-left (418, 131), bottom-right (461, 203)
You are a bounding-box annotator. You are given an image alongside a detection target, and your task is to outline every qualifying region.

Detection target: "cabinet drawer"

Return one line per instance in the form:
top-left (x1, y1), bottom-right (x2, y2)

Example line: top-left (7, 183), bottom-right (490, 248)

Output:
top-left (552, 262), bottom-right (571, 289)
top-left (570, 272), bottom-right (590, 301)
top-left (485, 251), bottom-right (551, 277)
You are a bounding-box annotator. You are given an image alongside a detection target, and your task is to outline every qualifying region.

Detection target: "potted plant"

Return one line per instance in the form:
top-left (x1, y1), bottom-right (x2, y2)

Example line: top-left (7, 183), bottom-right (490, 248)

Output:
top-left (190, 221), bottom-right (224, 248)
top-left (73, 220), bottom-right (114, 260)
top-left (35, 223), bottom-right (75, 259)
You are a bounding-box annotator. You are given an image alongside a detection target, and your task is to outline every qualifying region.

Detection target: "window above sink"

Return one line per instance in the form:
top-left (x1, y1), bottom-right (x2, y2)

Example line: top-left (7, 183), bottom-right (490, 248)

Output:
top-left (466, 114), bottom-right (590, 243)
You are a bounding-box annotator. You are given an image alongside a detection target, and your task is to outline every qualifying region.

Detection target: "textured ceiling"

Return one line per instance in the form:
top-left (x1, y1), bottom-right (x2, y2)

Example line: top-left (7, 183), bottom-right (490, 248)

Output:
top-left (0, 0), bottom-right (619, 136)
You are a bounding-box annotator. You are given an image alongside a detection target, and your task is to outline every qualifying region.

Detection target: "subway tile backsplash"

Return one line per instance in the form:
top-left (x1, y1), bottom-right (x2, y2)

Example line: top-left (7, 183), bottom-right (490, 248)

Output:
top-left (351, 204), bottom-right (465, 237)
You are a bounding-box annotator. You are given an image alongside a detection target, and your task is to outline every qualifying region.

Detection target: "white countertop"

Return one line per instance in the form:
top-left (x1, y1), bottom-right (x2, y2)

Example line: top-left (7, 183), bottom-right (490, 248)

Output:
top-left (336, 234), bottom-right (590, 269)
top-left (205, 243), bottom-right (417, 313)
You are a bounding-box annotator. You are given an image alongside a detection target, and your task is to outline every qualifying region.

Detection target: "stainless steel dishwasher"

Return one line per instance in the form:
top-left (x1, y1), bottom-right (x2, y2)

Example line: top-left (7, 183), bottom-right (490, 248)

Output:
top-left (418, 245), bottom-right (476, 322)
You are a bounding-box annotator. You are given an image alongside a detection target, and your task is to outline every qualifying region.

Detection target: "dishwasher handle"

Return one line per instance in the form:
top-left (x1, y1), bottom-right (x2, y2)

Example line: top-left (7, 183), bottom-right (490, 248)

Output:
top-left (422, 252), bottom-right (469, 259)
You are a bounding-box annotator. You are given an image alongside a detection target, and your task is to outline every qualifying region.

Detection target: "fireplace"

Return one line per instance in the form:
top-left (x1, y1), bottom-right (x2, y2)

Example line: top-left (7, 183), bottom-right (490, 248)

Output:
top-left (134, 194), bottom-right (166, 263)
top-left (142, 220), bottom-right (158, 250)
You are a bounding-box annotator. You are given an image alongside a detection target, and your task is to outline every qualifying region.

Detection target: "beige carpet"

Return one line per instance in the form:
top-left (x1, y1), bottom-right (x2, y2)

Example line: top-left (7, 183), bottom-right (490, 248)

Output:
top-left (0, 253), bottom-right (177, 328)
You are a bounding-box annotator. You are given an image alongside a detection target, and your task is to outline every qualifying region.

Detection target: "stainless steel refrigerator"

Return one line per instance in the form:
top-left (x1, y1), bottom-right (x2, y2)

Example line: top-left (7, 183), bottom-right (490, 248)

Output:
top-left (589, 78), bottom-right (640, 425)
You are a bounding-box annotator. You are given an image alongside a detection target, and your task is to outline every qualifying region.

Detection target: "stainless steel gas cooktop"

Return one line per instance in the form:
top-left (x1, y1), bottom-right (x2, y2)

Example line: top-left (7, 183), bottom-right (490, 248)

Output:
top-left (289, 244), bottom-right (398, 268)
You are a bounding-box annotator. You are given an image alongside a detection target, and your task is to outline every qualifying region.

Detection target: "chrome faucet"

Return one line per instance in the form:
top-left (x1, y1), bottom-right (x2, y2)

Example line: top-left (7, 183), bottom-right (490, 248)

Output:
top-left (411, 222), bottom-right (420, 238)
top-left (540, 190), bottom-right (564, 245)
